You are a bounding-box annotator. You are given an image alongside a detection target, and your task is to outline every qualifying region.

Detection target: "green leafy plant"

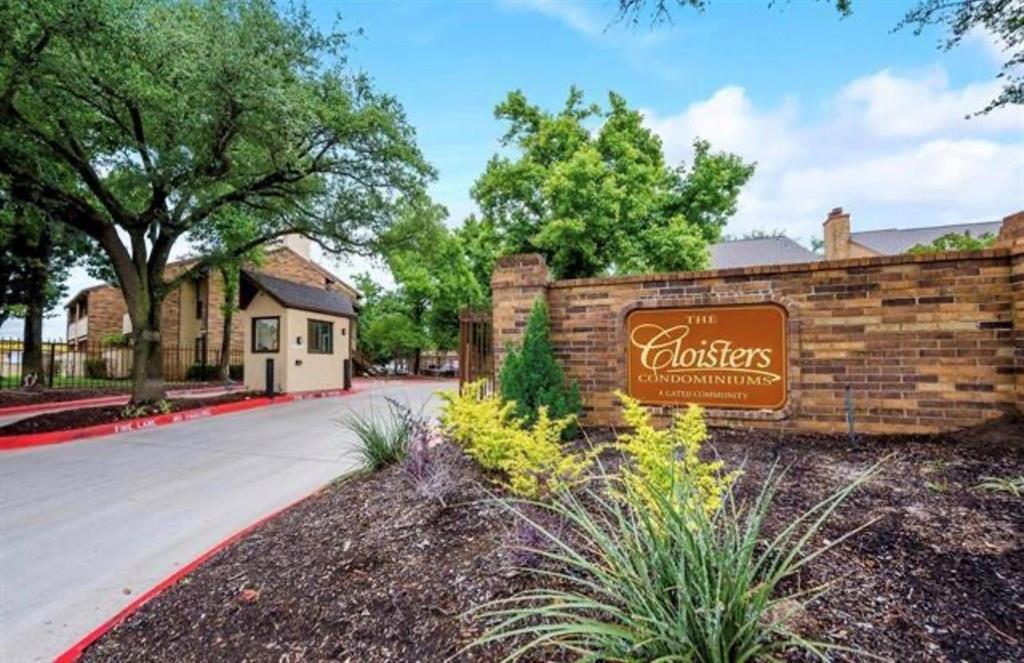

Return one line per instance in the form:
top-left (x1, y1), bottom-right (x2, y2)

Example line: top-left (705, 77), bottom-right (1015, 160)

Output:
top-left (185, 364), bottom-right (219, 381)
top-left (975, 475), bottom-right (1024, 497)
top-left (471, 462), bottom-right (881, 662)
top-left (908, 231), bottom-right (997, 254)
top-left (84, 358), bottom-right (108, 380)
top-left (440, 380), bottom-right (593, 498)
top-left (500, 299), bottom-right (581, 434)
top-left (341, 399), bottom-right (416, 471)
top-left (615, 391), bottom-right (739, 517)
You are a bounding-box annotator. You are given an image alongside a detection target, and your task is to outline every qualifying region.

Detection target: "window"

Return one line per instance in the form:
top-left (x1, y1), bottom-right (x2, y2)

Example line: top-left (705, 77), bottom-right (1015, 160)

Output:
top-left (196, 298), bottom-right (204, 320)
top-left (308, 319), bottom-right (334, 354)
top-left (252, 317), bottom-right (280, 353)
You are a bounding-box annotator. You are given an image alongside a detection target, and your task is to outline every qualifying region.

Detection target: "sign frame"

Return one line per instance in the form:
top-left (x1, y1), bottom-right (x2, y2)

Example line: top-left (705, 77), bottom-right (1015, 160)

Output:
top-left (624, 303), bottom-right (789, 411)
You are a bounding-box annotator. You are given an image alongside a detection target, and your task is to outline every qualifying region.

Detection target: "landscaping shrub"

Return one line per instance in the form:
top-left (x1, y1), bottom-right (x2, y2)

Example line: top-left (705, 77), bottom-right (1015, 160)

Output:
top-left (499, 299), bottom-right (581, 433)
top-left (615, 391), bottom-right (739, 517)
top-left (473, 460), bottom-right (881, 662)
top-left (440, 380), bottom-right (592, 498)
top-left (185, 364), bottom-right (218, 381)
top-left (403, 431), bottom-right (457, 507)
top-left (341, 399), bottom-right (416, 471)
top-left (84, 358), bottom-right (108, 379)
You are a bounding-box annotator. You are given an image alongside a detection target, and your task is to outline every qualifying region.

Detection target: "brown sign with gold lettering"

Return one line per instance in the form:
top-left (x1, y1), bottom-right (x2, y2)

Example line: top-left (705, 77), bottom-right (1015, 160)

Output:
top-left (626, 304), bottom-right (788, 410)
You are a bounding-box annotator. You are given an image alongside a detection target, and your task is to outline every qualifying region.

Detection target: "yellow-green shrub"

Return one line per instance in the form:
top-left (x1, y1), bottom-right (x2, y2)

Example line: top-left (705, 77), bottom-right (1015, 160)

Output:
top-left (615, 391), bottom-right (738, 517)
top-left (440, 380), bottom-right (520, 471)
top-left (440, 380), bottom-right (591, 498)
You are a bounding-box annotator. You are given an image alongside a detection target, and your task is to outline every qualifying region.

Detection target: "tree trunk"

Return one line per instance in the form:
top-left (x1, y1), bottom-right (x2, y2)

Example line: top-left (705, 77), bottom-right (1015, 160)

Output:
top-left (217, 266), bottom-right (238, 382)
top-left (21, 298), bottom-right (44, 387)
top-left (129, 291), bottom-right (166, 403)
top-left (20, 234), bottom-right (50, 386)
top-left (413, 347), bottom-right (422, 375)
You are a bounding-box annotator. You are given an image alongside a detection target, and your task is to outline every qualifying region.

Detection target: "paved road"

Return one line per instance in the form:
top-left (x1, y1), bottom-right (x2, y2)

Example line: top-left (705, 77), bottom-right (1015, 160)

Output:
top-left (0, 379), bottom-right (452, 662)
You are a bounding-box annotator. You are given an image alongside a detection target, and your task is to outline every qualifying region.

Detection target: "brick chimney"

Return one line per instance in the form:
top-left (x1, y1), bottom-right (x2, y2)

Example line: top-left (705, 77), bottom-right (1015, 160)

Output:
top-left (270, 233), bottom-right (312, 259)
top-left (823, 207), bottom-right (851, 261)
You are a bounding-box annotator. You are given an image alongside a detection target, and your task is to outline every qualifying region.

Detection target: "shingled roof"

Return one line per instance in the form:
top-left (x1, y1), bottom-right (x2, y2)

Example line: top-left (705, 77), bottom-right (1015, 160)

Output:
top-left (851, 220), bottom-right (1003, 255)
top-left (708, 237), bottom-right (823, 270)
top-left (241, 270), bottom-right (356, 318)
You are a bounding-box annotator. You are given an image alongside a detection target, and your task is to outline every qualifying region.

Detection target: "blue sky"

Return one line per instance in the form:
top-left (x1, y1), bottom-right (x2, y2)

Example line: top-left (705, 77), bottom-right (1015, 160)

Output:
top-left (9, 0), bottom-right (1023, 338)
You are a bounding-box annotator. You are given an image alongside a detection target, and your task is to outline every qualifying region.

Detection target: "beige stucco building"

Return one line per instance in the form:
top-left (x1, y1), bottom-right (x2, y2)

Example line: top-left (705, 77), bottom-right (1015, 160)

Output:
top-left (239, 270), bottom-right (356, 394)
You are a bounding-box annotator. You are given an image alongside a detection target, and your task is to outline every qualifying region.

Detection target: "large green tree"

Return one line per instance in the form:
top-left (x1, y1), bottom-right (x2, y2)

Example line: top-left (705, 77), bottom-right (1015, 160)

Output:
top-left (472, 88), bottom-right (754, 280)
top-left (0, 0), bottom-right (432, 401)
top-left (617, 0), bottom-right (1023, 114)
top-left (0, 185), bottom-right (86, 382)
top-left (355, 200), bottom-right (486, 373)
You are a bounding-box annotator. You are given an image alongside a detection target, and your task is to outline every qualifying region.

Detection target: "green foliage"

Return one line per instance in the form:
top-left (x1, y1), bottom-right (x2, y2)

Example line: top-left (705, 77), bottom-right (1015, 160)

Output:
top-left (0, 187), bottom-right (87, 329)
top-left (119, 398), bottom-right (171, 419)
top-left (500, 299), bottom-right (581, 432)
top-left (472, 88), bottom-right (754, 279)
top-left (185, 363), bottom-right (242, 381)
top-left (0, 0), bottom-right (431, 401)
top-left (975, 475), bottom-right (1024, 497)
top-left (439, 380), bottom-right (593, 498)
top-left (615, 391), bottom-right (739, 517)
top-left (908, 231), bottom-right (997, 254)
top-left (355, 198), bottom-right (487, 368)
top-left (84, 358), bottom-right (108, 380)
top-left (99, 332), bottom-right (130, 346)
top-left (472, 461), bottom-right (881, 662)
top-left (341, 400), bottom-right (415, 471)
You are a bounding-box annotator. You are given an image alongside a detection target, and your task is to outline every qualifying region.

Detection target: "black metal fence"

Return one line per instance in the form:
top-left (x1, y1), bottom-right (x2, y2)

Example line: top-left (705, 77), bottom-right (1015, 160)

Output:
top-left (0, 338), bottom-right (245, 390)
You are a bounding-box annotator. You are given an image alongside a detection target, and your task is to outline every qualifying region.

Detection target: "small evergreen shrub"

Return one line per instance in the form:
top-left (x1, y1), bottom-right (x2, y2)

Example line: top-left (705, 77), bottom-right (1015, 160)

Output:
top-left (440, 380), bottom-right (592, 498)
top-left (185, 364), bottom-right (218, 381)
top-left (499, 299), bottom-right (581, 433)
top-left (84, 358), bottom-right (108, 379)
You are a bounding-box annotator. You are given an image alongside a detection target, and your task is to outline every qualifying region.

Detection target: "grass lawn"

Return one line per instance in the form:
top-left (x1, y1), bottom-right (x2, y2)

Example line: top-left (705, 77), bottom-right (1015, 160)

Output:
top-left (0, 375), bottom-right (132, 390)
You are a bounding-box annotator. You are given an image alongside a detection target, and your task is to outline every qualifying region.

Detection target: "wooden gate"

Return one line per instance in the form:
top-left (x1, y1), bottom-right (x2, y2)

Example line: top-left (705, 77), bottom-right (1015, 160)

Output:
top-left (458, 309), bottom-right (494, 390)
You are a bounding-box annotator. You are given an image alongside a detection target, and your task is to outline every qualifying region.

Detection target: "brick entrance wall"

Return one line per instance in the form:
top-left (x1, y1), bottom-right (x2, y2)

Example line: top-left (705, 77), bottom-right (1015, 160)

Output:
top-left (492, 242), bottom-right (1024, 434)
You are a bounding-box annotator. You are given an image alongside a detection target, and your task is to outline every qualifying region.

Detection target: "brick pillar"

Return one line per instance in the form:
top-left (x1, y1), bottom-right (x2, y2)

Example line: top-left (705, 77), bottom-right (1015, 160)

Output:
top-left (996, 210), bottom-right (1024, 247)
top-left (1010, 241), bottom-right (1024, 412)
top-left (490, 254), bottom-right (550, 383)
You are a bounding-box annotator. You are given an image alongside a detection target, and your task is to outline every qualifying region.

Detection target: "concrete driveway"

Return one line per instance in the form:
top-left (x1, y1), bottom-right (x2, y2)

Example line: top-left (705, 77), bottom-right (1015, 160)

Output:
top-left (0, 379), bottom-right (452, 662)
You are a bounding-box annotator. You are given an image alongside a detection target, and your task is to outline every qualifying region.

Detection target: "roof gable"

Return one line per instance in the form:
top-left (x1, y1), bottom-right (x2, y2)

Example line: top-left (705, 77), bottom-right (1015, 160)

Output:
top-left (852, 220), bottom-right (1002, 255)
top-left (240, 270), bottom-right (356, 318)
top-left (709, 237), bottom-right (822, 270)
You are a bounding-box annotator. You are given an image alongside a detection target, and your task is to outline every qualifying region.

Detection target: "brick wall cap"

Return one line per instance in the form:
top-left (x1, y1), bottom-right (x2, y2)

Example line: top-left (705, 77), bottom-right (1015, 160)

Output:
top-left (548, 246), bottom-right (1013, 289)
top-left (494, 253), bottom-right (548, 269)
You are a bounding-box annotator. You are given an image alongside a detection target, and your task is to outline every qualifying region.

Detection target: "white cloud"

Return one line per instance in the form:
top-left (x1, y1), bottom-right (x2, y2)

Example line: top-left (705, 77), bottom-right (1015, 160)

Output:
top-left (504, 0), bottom-right (604, 39)
top-left (642, 66), bottom-right (1024, 245)
top-left (835, 67), bottom-right (1020, 138)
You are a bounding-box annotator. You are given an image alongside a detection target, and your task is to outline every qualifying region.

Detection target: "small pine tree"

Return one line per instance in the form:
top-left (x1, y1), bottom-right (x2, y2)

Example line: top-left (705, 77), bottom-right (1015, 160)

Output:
top-left (500, 299), bottom-right (582, 431)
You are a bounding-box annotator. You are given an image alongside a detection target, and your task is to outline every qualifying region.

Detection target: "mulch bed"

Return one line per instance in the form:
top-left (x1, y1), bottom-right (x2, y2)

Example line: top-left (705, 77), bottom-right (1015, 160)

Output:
top-left (81, 418), bottom-right (1023, 662)
top-left (0, 392), bottom-right (262, 436)
top-left (0, 383), bottom-right (227, 408)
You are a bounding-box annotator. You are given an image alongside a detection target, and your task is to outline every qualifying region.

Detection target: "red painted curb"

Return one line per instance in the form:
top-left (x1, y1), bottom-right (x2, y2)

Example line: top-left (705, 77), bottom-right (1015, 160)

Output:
top-left (0, 387), bottom-right (360, 451)
top-left (53, 482), bottom-right (333, 663)
top-left (0, 384), bottom-right (245, 417)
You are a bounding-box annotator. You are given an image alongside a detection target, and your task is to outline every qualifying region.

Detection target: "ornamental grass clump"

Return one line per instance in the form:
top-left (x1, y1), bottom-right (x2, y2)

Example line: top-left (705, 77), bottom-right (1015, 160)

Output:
top-left (472, 460), bottom-right (881, 662)
top-left (341, 398), bottom-right (417, 471)
top-left (440, 380), bottom-right (592, 498)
